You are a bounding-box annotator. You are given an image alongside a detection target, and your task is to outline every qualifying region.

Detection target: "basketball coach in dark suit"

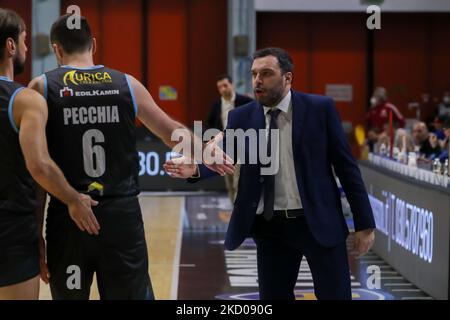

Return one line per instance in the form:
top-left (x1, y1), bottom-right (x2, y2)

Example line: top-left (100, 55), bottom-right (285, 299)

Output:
top-left (165, 47), bottom-right (376, 300)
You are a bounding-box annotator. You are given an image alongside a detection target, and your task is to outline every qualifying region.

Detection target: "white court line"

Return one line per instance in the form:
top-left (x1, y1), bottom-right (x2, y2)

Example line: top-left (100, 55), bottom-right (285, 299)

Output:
top-left (401, 297), bottom-right (434, 300)
top-left (359, 261), bottom-right (387, 264)
top-left (392, 289), bottom-right (421, 292)
top-left (381, 276), bottom-right (404, 280)
top-left (384, 283), bottom-right (414, 287)
top-left (295, 282), bottom-right (361, 287)
top-left (297, 272), bottom-right (355, 281)
top-left (380, 271), bottom-right (398, 274)
top-left (170, 197), bottom-right (185, 300)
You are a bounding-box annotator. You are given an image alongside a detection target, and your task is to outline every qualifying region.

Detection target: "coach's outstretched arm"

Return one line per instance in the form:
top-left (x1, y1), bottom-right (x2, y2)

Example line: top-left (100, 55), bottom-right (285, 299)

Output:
top-left (12, 88), bottom-right (100, 235)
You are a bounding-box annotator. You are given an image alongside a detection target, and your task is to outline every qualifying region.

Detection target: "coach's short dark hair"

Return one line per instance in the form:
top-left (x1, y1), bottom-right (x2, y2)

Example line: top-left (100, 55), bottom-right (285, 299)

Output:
top-left (0, 8), bottom-right (26, 59)
top-left (50, 14), bottom-right (93, 54)
top-left (253, 47), bottom-right (294, 74)
top-left (217, 74), bottom-right (233, 83)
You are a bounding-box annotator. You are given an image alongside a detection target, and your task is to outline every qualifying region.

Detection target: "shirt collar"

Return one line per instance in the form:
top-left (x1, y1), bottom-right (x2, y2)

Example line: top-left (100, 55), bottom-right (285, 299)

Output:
top-left (60, 65), bottom-right (105, 70)
top-left (222, 92), bottom-right (236, 104)
top-left (263, 90), bottom-right (291, 115)
top-left (0, 76), bottom-right (12, 82)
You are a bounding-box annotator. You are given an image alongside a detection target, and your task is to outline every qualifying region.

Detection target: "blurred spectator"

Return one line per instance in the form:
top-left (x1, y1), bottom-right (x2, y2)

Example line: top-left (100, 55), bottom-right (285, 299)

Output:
top-left (438, 118), bottom-right (450, 162)
top-left (367, 87), bottom-right (405, 132)
top-left (207, 75), bottom-right (253, 132)
top-left (431, 115), bottom-right (447, 140)
top-left (207, 75), bottom-right (253, 203)
top-left (412, 122), bottom-right (441, 159)
top-left (366, 128), bottom-right (380, 153)
top-left (394, 128), bottom-right (414, 153)
top-left (437, 92), bottom-right (450, 117)
top-left (372, 126), bottom-right (413, 156)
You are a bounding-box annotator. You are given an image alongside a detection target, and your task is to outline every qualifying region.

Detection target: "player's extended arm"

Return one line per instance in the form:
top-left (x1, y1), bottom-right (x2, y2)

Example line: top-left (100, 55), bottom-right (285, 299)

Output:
top-left (128, 75), bottom-right (234, 176)
top-left (13, 88), bottom-right (100, 235)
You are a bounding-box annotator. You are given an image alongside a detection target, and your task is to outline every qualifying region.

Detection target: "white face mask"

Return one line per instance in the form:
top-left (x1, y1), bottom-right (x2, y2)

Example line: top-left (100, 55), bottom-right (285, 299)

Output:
top-left (444, 96), bottom-right (450, 104)
top-left (370, 97), bottom-right (378, 106)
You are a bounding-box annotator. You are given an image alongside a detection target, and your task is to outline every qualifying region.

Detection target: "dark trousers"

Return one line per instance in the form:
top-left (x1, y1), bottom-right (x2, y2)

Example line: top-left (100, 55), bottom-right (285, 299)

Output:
top-left (46, 196), bottom-right (154, 300)
top-left (251, 214), bottom-right (351, 300)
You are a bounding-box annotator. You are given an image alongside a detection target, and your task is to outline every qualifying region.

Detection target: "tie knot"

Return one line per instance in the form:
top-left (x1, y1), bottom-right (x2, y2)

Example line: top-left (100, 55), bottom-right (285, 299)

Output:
top-left (268, 108), bottom-right (281, 120)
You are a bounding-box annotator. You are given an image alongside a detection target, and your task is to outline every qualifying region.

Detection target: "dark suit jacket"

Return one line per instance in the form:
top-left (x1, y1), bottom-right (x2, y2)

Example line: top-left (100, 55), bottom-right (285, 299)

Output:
top-left (192, 90), bottom-right (376, 250)
top-left (206, 94), bottom-right (253, 131)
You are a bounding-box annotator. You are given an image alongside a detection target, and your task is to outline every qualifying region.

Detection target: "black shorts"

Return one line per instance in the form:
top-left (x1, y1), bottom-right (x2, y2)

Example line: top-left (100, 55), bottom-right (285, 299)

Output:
top-left (46, 196), bottom-right (154, 300)
top-left (0, 210), bottom-right (39, 287)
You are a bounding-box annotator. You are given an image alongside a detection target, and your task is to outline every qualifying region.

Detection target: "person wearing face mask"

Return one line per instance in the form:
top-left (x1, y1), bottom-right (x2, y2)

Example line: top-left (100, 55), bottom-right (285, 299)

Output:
top-left (366, 87), bottom-right (405, 133)
top-left (438, 117), bottom-right (450, 162)
top-left (412, 122), bottom-right (441, 159)
top-left (438, 92), bottom-right (450, 117)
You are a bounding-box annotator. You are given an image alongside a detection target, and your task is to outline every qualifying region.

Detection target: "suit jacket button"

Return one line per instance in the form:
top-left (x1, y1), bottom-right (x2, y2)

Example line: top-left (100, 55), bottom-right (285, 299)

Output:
top-left (259, 177), bottom-right (264, 183)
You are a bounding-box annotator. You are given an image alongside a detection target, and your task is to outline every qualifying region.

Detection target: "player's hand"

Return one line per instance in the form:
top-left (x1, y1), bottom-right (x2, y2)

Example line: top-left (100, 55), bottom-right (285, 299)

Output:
top-left (38, 236), bottom-right (50, 284)
top-left (203, 133), bottom-right (235, 176)
top-left (354, 229), bottom-right (375, 258)
top-left (68, 194), bottom-right (100, 235)
top-left (164, 156), bottom-right (197, 178)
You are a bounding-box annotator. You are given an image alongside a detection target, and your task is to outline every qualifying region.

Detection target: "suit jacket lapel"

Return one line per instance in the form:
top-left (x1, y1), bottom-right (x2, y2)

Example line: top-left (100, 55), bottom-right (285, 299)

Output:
top-left (250, 103), bottom-right (265, 169)
top-left (291, 90), bottom-right (307, 156)
top-left (253, 102), bottom-right (266, 130)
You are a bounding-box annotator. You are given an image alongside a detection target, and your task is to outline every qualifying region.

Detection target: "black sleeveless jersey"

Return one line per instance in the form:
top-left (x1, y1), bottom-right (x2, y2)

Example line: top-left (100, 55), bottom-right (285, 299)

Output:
top-left (44, 66), bottom-right (140, 199)
top-left (0, 77), bottom-right (37, 213)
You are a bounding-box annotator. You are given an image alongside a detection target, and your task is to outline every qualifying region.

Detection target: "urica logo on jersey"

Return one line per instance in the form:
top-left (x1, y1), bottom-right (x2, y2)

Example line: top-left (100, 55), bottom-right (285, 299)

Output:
top-left (60, 87), bottom-right (74, 97)
top-left (63, 70), bottom-right (113, 86)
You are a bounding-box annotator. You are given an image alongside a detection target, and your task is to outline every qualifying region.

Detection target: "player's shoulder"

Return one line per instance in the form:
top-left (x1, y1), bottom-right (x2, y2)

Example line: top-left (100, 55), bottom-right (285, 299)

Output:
top-left (15, 87), bottom-right (45, 103)
top-left (100, 66), bottom-right (128, 79)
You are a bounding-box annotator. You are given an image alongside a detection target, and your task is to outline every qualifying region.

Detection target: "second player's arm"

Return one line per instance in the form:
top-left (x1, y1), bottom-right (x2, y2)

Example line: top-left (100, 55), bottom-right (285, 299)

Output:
top-left (128, 75), bottom-right (234, 175)
top-left (35, 186), bottom-right (50, 283)
top-left (14, 88), bottom-right (100, 235)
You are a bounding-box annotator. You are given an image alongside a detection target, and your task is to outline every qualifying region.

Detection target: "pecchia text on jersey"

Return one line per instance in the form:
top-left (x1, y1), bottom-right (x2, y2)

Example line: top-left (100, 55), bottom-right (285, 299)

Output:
top-left (63, 105), bottom-right (120, 125)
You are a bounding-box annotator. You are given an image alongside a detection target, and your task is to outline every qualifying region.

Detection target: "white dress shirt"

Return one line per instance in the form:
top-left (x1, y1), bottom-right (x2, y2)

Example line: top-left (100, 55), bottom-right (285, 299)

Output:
top-left (221, 92), bottom-right (236, 129)
top-left (256, 91), bottom-right (303, 214)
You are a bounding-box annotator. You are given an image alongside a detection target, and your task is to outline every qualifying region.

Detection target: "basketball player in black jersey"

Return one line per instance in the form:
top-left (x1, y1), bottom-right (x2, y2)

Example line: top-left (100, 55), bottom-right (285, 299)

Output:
top-left (28, 14), bottom-right (233, 300)
top-left (0, 8), bottom-right (100, 300)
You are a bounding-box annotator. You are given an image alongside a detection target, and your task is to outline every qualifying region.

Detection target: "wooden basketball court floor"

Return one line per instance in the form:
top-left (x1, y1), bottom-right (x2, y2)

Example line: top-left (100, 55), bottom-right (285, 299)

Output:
top-left (38, 194), bottom-right (433, 300)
